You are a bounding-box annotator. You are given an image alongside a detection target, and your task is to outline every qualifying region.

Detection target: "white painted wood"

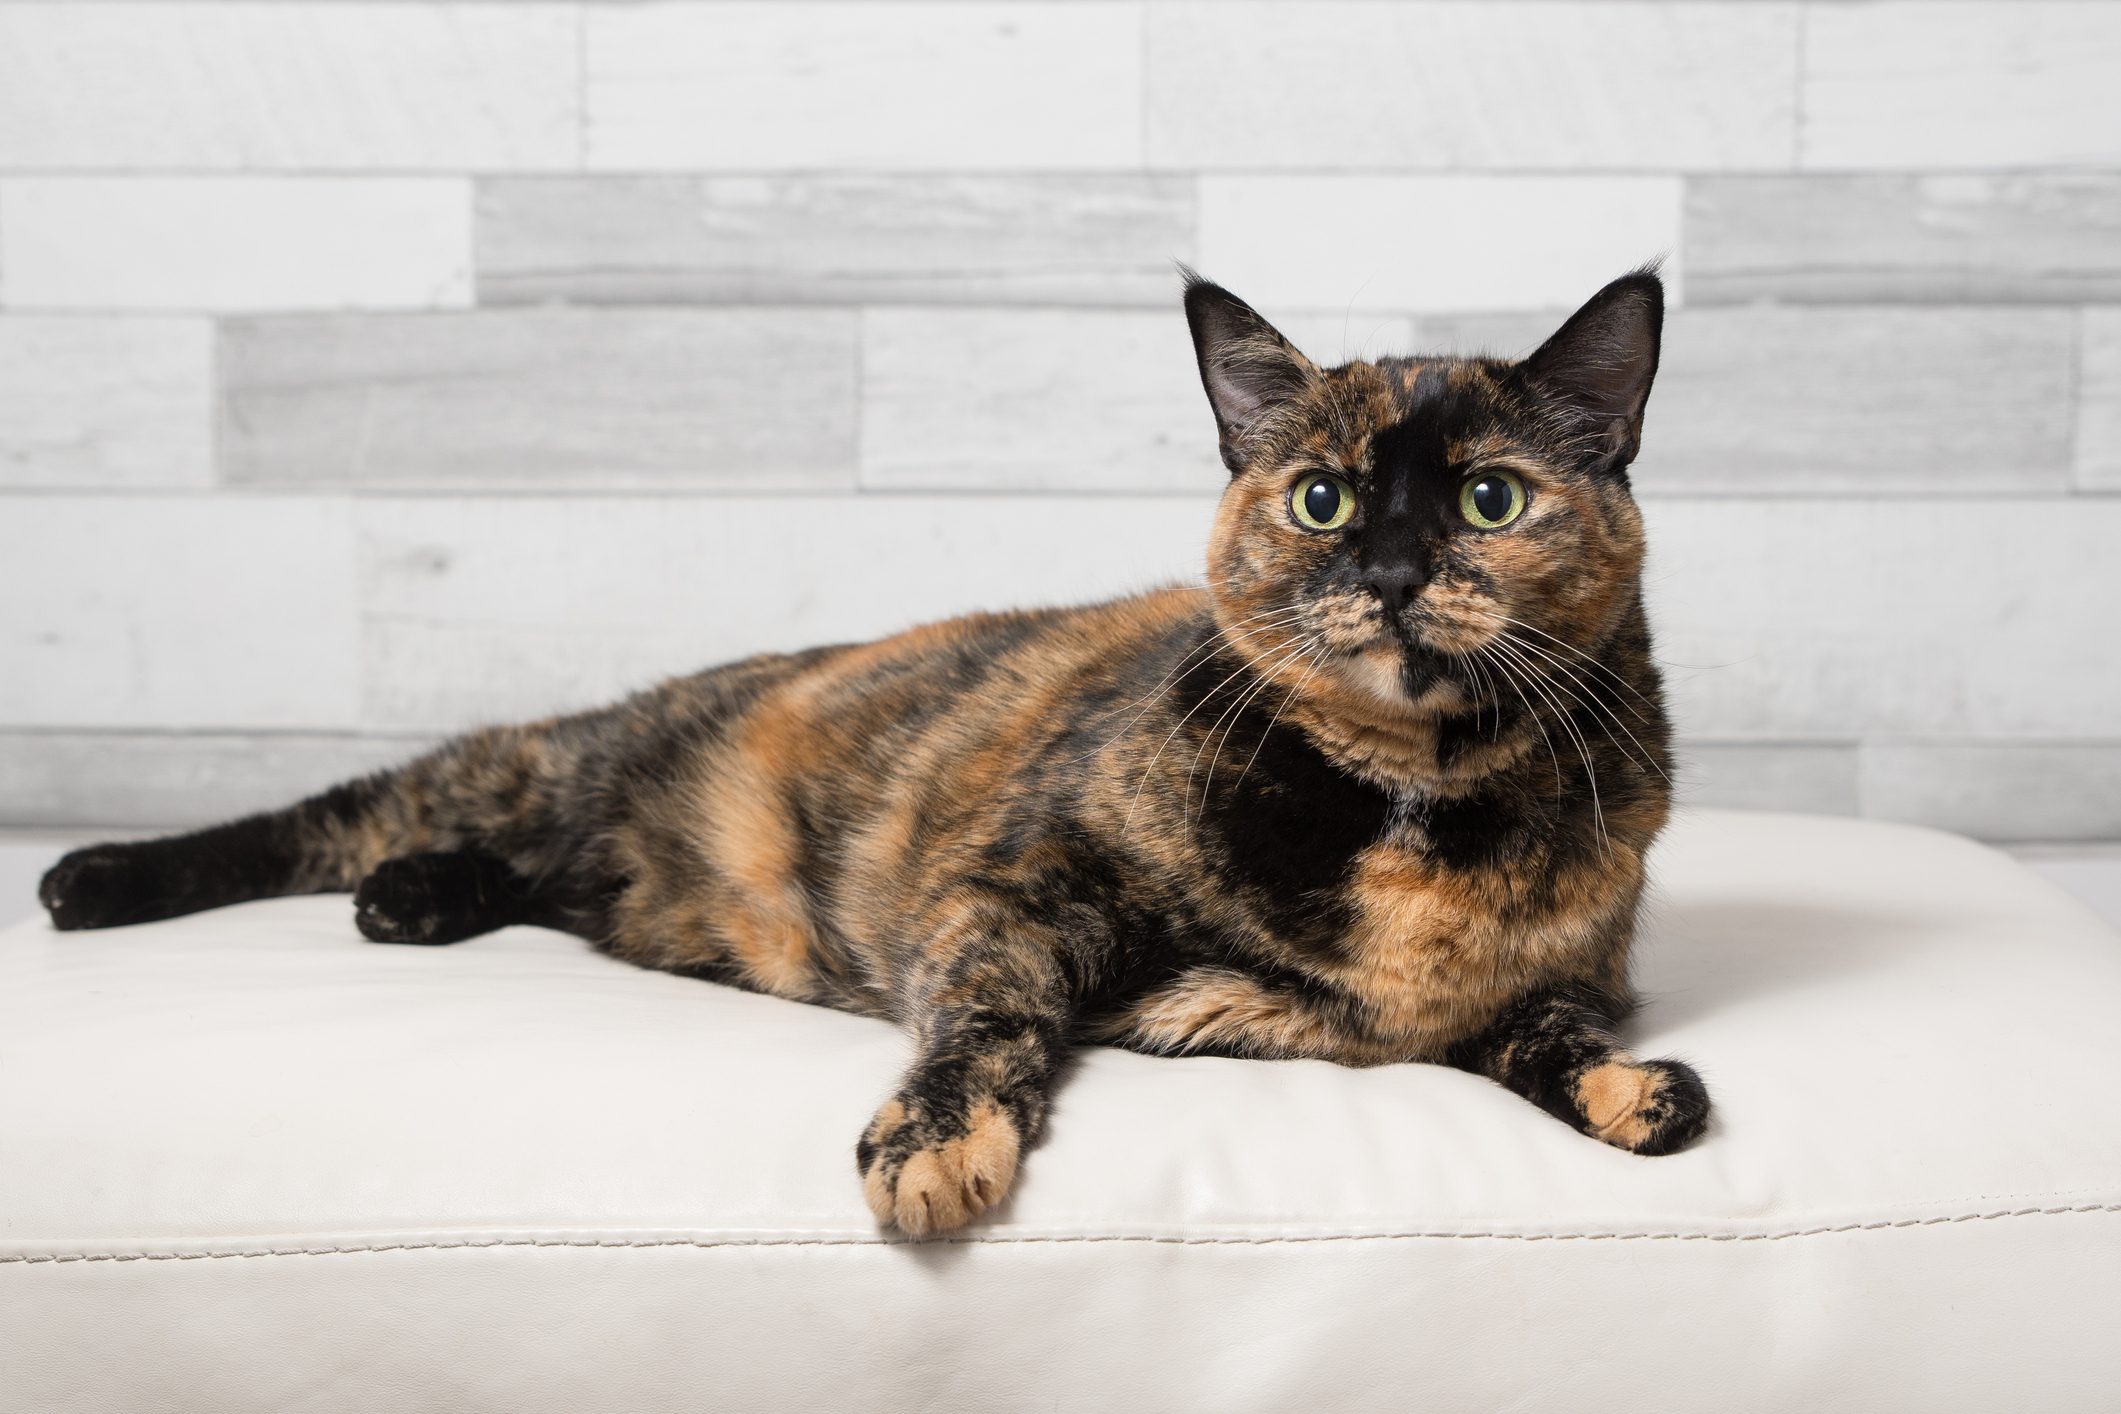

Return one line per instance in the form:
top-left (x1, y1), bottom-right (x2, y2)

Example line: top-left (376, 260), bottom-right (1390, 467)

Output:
top-left (221, 309), bottom-right (858, 490)
top-left (1687, 176), bottom-right (2121, 304)
top-left (1803, 3), bottom-right (2121, 170)
top-left (0, 317), bottom-right (212, 488)
top-left (0, 733), bottom-right (432, 830)
top-left (861, 309), bottom-right (1221, 492)
top-left (1674, 743), bottom-right (1860, 817)
top-left (1147, 2), bottom-right (1797, 171)
top-left (355, 494), bottom-right (1214, 730)
top-left (477, 176), bottom-right (1195, 308)
top-left (340, 493), bottom-right (2121, 744)
top-left (2076, 310), bottom-right (2121, 491)
top-left (858, 307), bottom-right (1423, 493)
top-left (0, 497), bottom-right (359, 730)
top-left (1641, 499), bottom-right (2121, 740)
top-left (1862, 743), bottom-right (2121, 844)
top-left (1419, 307), bottom-right (2076, 493)
top-left (1199, 176), bottom-right (1682, 315)
top-left (585, 3), bottom-right (1140, 171)
top-left (0, 178), bottom-right (472, 313)
top-left (0, 3), bottom-right (577, 171)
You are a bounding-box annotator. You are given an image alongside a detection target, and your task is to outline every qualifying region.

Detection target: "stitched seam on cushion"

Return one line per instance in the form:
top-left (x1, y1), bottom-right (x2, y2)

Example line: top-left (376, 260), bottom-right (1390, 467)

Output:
top-left (5, 1201), bottom-right (2121, 1264)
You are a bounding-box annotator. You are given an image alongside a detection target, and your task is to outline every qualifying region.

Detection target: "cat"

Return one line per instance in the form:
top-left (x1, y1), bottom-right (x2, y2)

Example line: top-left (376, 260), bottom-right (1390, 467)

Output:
top-left (39, 268), bottom-right (1708, 1235)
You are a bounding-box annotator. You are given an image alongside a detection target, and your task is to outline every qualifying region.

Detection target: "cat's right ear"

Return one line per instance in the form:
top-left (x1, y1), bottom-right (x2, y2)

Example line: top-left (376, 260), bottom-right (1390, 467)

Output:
top-left (1182, 271), bottom-right (1318, 475)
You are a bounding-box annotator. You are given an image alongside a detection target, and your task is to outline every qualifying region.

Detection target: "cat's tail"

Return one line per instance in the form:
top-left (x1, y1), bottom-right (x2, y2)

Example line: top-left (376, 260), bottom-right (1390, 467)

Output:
top-left (38, 720), bottom-right (610, 938)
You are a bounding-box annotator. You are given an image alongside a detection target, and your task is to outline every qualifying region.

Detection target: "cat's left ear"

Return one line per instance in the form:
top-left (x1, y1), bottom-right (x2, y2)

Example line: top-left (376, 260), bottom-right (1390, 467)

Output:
top-left (1521, 269), bottom-right (1664, 474)
top-left (1183, 271), bottom-right (1320, 475)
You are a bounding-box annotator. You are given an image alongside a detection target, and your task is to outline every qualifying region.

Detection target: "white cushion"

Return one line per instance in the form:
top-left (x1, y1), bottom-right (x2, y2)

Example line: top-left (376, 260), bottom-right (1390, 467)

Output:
top-left (4, 808), bottom-right (2119, 1411)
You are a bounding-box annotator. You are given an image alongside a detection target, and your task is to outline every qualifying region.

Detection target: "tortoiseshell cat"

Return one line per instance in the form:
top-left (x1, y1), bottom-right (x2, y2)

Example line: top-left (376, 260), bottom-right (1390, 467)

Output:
top-left (41, 269), bottom-right (1708, 1234)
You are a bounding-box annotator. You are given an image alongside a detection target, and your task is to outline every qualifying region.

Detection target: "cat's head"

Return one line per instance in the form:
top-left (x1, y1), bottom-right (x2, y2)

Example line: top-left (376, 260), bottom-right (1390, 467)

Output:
top-left (1185, 269), bottom-right (1663, 718)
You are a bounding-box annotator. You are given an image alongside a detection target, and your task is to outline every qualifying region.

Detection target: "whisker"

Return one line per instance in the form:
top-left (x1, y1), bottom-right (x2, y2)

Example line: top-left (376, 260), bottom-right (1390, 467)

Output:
top-left (1070, 606), bottom-right (1311, 765)
top-left (1490, 637), bottom-right (1610, 858)
top-left (1232, 642), bottom-right (1326, 797)
top-left (1499, 631), bottom-right (1668, 784)
top-left (1121, 623), bottom-right (1309, 839)
top-left (1190, 634), bottom-right (1321, 832)
top-left (1480, 640), bottom-right (1563, 798)
top-left (1491, 614), bottom-right (1661, 721)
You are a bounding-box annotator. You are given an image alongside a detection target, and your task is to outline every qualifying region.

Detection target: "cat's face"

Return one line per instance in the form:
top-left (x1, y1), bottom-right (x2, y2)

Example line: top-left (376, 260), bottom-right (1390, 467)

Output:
top-left (1186, 273), bottom-right (1663, 716)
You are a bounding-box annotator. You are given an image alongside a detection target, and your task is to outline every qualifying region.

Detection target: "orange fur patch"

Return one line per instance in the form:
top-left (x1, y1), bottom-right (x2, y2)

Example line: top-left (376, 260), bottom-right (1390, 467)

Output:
top-left (1575, 1061), bottom-right (1662, 1151)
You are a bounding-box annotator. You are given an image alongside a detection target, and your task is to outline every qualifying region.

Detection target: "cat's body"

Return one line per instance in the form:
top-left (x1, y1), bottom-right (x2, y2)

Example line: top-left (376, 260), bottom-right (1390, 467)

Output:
top-left (41, 270), bottom-right (1709, 1234)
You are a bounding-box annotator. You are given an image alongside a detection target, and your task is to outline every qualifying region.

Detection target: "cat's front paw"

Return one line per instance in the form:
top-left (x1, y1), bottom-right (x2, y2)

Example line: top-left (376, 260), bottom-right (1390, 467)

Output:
top-left (1574, 1057), bottom-right (1710, 1156)
top-left (856, 1096), bottom-right (1021, 1237)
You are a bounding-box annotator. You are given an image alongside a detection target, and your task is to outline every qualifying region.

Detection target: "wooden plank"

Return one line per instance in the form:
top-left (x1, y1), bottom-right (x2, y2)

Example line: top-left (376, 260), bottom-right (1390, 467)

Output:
top-left (355, 494), bottom-right (1213, 729)
top-left (1199, 176), bottom-right (1682, 315)
top-left (1675, 743), bottom-right (1861, 817)
top-left (1804, 3), bottom-right (2121, 169)
top-left (477, 175), bottom-right (1195, 308)
top-left (0, 497), bottom-right (358, 730)
top-left (1688, 175), bottom-right (2121, 304)
top-left (0, 317), bottom-right (212, 487)
top-left (586, 3), bottom-right (1139, 170)
top-left (0, 178), bottom-right (471, 313)
top-left (1148, 1), bottom-right (1797, 170)
top-left (861, 309), bottom-right (1220, 492)
top-left (0, 3), bottom-right (576, 170)
top-left (1862, 743), bottom-right (2121, 843)
top-left (1419, 306), bottom-right (2075, 492)
top-left (0, 733), bottom-right (433, 831)
top-left (1641, 499), bottom-right (2121, 740)
top-left (220, 309), bottom-right (859, 490)
top-left (2076, 310), bottom-right (2121, 491)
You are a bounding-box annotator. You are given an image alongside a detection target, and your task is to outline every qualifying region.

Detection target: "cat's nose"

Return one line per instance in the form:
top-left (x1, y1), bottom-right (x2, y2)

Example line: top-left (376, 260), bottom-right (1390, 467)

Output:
top-left (1363, 563), bottom-right (1426, 613)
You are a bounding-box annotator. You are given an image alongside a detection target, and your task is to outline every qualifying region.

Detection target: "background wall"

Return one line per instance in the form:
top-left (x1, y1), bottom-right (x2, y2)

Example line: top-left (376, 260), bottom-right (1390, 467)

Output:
top-left (2, 1), bottom-right (2119, 843)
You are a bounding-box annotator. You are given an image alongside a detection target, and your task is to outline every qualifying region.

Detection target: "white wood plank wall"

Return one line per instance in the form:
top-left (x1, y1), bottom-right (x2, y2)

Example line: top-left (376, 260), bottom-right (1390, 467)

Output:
top-left (2, 1), bottom-right (2118, 841)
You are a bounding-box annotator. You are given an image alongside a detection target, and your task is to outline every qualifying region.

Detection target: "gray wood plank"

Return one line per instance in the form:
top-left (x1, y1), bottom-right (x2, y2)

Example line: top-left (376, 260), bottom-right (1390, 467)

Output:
top-left (1641, 499), bottom-right (2121, 740)
top-left (0, 317), bottom-right (211, 487)
top-left (861, 309), bottom-right (1219, 492)
top-left (0, 4), bottom-right (576, 170)
top-left (1688, 175), bottom-right (2121, 304)
top-left (1861, 743), bottom-right (2121, 843)
top-left (356, 494), bottom-right (1214, 731)
top-left (0, 496), bottom-right (359, 730)
top-left (1419, 307), bottom-right (2075, 492)
top-left (1147, 1), bottom-right (1797, 170)
top-left (0, 733), bottom-right (432, 831)
top-left (220, 309), bottom-right (858, 490)
top-left (1803, 3), bottom-right (2121, 170)
top-left (1674, 743), bottom-right (1860, 817)
top-left (477, 176), bottom-right (1194, 308)
top-left (585, 3), bottom-right (1139, 170)
top-left (2077, 310), bottom-right (2121, 491)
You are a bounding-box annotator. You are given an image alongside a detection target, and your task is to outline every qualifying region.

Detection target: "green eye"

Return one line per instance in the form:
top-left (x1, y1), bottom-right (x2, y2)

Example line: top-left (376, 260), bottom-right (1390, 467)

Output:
top-left (1459, 470), bottom-right (1527, 529)
top-left (1290, 473), bottom-right (1355, 531)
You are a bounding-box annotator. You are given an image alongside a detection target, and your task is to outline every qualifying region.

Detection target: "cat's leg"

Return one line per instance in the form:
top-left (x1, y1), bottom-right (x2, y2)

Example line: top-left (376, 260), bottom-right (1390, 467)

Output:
top-left (857, 934), bottom-right (1072, 1237)
top-left (41, 722), bottom-right (602, 935)
top-left (353, 849), bottom-right (576, 945)
top-left (39, 776), bottom-right (394, 932)
top-left (1447, 981), bottom-right (1710, 1156)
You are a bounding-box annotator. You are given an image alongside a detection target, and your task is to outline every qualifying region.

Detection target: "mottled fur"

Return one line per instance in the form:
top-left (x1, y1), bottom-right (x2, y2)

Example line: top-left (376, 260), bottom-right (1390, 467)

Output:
top-left (42, 271), bottom-right (1709, 1234)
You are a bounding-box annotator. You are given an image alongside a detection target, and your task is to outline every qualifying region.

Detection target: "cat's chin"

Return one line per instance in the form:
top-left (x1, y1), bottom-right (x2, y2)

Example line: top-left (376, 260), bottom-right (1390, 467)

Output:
top-left (1333, 639), bottom-right (1471, 717)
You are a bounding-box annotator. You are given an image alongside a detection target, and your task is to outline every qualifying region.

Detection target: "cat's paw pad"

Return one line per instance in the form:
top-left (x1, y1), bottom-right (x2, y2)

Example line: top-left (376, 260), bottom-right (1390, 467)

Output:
top-left (1575, 1057), bottom-right (1710, 1156)
top-left (856, 1097), bottom-right (1021, 1237)
top-left (39, 843), bottom-right (165, 932)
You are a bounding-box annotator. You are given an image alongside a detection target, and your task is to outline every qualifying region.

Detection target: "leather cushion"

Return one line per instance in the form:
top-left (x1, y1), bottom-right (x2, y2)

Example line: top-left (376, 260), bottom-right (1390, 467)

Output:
top-left (4, 809), bottom-right (2119, 1411)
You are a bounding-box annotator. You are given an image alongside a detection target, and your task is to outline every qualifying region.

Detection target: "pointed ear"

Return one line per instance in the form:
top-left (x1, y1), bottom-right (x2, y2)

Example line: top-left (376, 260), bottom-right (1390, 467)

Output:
top-left (1182, 271), bottom-right (1318, 475)
top-left (1521, 269), bottom-right (1664, 474)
